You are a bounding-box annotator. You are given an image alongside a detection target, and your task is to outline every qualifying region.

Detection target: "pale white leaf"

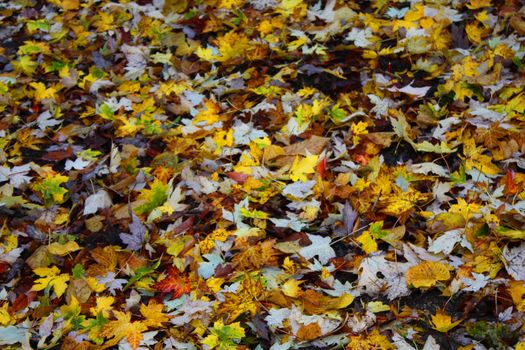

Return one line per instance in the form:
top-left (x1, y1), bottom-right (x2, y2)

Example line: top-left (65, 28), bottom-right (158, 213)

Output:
top-left (266, 308), bottom-right (291, 328)
top-left (121, 44), bottom-right (147, 80)
top-left (65, 157), bottom-right (91, 171)
top-left (299, 234), bottom-right (335, 265)
top-left (409, 163), bottom-right (449, 177)
top-left (388, 83), bottom-right (430, 98)
top-left (346, 311), bottom-right (376, 333)
top-left (233, 120), bottom-right (267, 145)
top-left (428, 229), bottom-right (465, 255)
top-left (357, 254), bottom-right (411, 300)
top-left (503, 243), bottom-right (525, 280)
top-left (37, 111), bottom-right (62, 130)
top-left (498, 306), bottom-right (513, 322)
top-left (0, 326), bottom-right (29, 347)
top-left (422, 335), bottom-right (440, 350)
top-left (110, 144), bottom-right (121, 173)
top-left (282, 180), bottom-right (316, 199)
top-left (198, 253), bottom-right (223, 279)
top-left (462, 273), bottom-right (490, 292)
top-left (345, 27), bottom-right (373, 48)
top-left (269, 213), bottom-right (306, 232)
top-left (432, 181), bottom-right (452, 203)
top-left (392, 333), bottom-right (416, 350)
top-left (167, 184), bottom-right (188, 212)
top-left (120, 214), bottom-right (147, 250)
top-left (89, 79), bottom-right (114, 94)
top-left (83, 190), bottom-right (112, 215)
top-left (9, 164), bottom-right (32, 188)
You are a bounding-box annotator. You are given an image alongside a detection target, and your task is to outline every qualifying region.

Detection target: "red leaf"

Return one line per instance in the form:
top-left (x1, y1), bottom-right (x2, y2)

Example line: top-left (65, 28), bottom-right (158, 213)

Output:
top-left (316, 157), bottom-right (327, 178)
top-left (11, 291), bottom-right (36, 312)
top-left (0, 261), bottom-right (9, 274)
top-left (154, 267), bottom-right (191, 298)
top-left (227, 172), bottom-right (249, 184)
top-left (505, 169), bottom-right (518, 195)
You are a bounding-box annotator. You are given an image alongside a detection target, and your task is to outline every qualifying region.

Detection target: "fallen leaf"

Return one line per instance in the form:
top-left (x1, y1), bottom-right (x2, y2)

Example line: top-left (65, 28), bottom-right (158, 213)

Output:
top-left (406, 261), bottom-right (451, 288)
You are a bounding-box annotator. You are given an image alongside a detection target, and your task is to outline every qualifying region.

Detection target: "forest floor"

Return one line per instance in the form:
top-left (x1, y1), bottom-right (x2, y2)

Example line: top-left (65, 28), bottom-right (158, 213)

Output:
top-left (1, 0), bottom-right (525, 349)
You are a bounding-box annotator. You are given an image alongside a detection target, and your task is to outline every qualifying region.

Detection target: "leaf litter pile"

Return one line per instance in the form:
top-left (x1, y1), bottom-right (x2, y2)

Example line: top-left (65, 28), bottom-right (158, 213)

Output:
top-left (2, 0), bottom-right (525, 349)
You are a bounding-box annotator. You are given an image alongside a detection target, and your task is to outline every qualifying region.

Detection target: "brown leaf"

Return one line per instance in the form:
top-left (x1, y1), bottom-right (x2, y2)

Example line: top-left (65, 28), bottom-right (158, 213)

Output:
top-left (66, 278), bottom-right (92, 304)
top-left (510, 14), bottom-right (525, 35)
top-left (296, 323), bottom-right (322, 341)
top-left (87, 246), bottom-right (118, 276)
top-left (268, 136), bottom-right (329, 167)
top-left (42, 146), bottom-right (74, 161)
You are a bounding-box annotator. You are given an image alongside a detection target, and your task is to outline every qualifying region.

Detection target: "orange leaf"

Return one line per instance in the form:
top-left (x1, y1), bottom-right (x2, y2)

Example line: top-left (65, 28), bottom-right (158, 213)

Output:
top-left (154, 266), bottom-right (191, 298)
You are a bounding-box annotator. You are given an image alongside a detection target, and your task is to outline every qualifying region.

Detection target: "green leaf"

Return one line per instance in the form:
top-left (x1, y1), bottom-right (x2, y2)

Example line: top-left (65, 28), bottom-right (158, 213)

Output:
top-left (72, 264), bottom-right (85, 279)
top-left (203, 321), bottom-right (245, 350)
top-left (26, 20), bottom-right (51, 32)
top-left (33, 174), bottom-right (69, 206)
top-left (414, 141), bottom-right (457, 154)
top-left (134, 180), bottom-right (169, 215)
top-left (123, 258), bottom-right (161, 291)
top-left (98, 103), bottom-right (115, 121)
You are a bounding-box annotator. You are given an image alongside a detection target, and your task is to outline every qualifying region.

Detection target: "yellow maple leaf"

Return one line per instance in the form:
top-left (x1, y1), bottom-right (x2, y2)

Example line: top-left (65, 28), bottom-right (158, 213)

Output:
top-left (356, 230), bottom-right (378, 255)
top-left (18, 41), bottom-right (51, 55)
top-left (430, 309), bottom-right (462, 332)
top-left (101, 311), bottom-right (147, 349)
top-left (282, 279), bottom-right (303, 298)
top-left (60, 295), bottom-right (80, 320)
top-left (347, 329), bottom-right (393, 350)
top-left (140, 300), bottom-right (171, 327)
top-left (30, 82), bottom-right (57, 101)
top-left (12, 55), bottom-right (38, 75)
top-left (290, 155), bottom-right (318, 182)
top-left (206, 277), bottom-right (225, 293)
top-left (509, 281), bottom-right (525, 312)
top-left (219, 276), bottom-right (263, 320)
top-left (277, 0), bottom-right (304, 16)
top-left (32, 173), bottom-right (69, 205)
top-left (193, 100), bottom-right (221, 126)
top-left (351, 121), bottom-right (369, 145)
top-left (406, 261), bottom-right (451, 288)
top-left (219, 0), bottom-right (245, 10)
top-left (466, 22), bottom-right (488, 44)
top-left (202, 320), bottom-right (245, 349)
top-left (516, 342), bottom-right (525, 350)
top-left (85, 277), bottom-right (106, 293)
top-left (0, 303), bottom-right (14, 326)
top-left (216, 31), bottom-right (250, 62)
top-left (90, 296), bottom-right (115, 317)
top-left (48, 0), bottom-right (79, 10)
top-left (93, 11), bottom-right (114, 32)
top-left (196, 46), bottom-right (217, 61)
top-left (32, 266), bottom-right (70, 297)
top-left (331, 293), bottom-right (354, 309)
